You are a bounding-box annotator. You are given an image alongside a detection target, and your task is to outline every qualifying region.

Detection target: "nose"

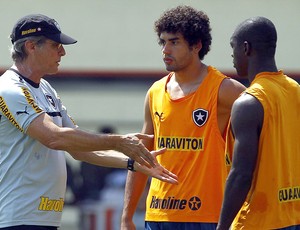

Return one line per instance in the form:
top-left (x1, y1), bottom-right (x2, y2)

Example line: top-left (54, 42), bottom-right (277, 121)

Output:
top-left (162, 44), bottom-right (171, 55)
top-left (59, 45), bottom-right (66, 56)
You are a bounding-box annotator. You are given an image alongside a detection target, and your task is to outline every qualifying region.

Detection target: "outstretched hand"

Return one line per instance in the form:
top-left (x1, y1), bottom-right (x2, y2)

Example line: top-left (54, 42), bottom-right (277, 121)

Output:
top-left (136, 148), bottom-right (178, 184)
top-left (118, 133), bottom-right (156, 168)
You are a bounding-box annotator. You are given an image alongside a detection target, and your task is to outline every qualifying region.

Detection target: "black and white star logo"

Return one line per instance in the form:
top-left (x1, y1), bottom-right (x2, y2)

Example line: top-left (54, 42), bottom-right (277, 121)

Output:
top-left (45, 94), bottom-right (56, 108)
top-left (192, 108), bottom-right (208, 127)
top-left (188, 196), bottom-right (201, 211)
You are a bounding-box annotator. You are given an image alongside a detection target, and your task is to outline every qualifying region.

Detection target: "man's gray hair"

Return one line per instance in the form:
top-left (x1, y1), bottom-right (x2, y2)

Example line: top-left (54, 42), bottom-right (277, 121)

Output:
top-left (10, 36), bottom-right (46, 63)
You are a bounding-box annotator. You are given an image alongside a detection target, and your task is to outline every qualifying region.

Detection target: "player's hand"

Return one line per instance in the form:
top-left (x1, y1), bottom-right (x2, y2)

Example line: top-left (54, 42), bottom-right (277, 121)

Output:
top-left (136, 148), bottom-right (179, 184)
top-left (118, 133), bottom-right (156, 168)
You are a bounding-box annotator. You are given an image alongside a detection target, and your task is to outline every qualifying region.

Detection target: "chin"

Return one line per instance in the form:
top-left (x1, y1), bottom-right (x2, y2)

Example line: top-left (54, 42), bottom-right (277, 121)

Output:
top-left (47, 69), bottom-right (59, 75)
top-left (166, 66), bottom-right (177, 72)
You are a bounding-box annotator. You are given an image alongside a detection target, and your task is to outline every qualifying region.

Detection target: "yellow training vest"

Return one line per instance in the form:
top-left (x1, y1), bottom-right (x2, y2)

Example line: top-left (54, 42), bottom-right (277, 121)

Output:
top-left (228, 71), bottom-right (300, 229)
top-left (145, 66), bottom-right (228, 223)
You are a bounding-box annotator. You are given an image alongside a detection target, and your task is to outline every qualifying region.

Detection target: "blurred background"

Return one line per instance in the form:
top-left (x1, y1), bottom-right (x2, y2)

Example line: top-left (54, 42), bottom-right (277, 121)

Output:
top-left (1, 0), bottom-right (299, 229)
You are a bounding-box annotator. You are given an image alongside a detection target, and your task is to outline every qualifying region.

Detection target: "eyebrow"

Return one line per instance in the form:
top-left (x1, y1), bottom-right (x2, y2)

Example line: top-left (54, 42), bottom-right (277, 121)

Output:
top-left (169, 37), bottom-right (180, 41)
top-left (160, 37), bottom-right (180, 42)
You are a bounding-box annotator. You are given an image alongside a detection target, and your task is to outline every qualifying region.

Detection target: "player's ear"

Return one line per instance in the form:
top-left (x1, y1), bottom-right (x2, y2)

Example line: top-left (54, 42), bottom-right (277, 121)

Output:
top-left (244, 41), bottom-right (251, 55)
top-left (193, 41), bottom-right (202, 54)
top-left (24, 40), bottom-right (37, 54)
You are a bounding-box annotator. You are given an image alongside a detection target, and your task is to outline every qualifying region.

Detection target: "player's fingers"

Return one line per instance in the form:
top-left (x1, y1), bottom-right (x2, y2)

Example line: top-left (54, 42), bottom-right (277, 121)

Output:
top-left (130, 152), bottom-right (152, 168)
top-left (160, 177), bottom-right (178, 184)
top-left (159, 173), bottom-right (179, 184)
top-left (138, 144), bottom-right (156, 167)
top-left (151, 148), bottom-right (167, 158)
top-left (163, 169), bottom-right (178, 181)
top-left (134, 133), bottom-right (154, 141)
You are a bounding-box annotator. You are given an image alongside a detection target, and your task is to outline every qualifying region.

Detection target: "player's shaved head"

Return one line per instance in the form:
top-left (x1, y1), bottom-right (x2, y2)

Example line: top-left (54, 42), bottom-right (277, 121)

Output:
top-left (232, 16), bottom-right (277, 57)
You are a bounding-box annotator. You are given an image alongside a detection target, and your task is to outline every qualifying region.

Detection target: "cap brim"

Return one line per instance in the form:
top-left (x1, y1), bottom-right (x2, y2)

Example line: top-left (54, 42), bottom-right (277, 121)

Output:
top-left (46, 33), bottom-right (77, 45)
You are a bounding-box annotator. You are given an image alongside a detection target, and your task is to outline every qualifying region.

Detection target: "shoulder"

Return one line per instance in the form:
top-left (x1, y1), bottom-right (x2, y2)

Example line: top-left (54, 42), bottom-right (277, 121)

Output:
top-left (233, 93), bottom-right (262, 111)
top-left (231, 93), bottom-right (264, 129)
top-left (218, 78), bottom-right (246, 108)
top-left (150, 74), bottom-right (170, 92)
top-left (220, 78), bottom-right (246, 92)
top-left (0, 71), bottom-right (25, 95)
top-left (0, 70), bottom-right (18, 85)
top-left (229, 93), bottom-right (264, 146)
top-left (207, 67), bottom-right (245, 92)
top-left (207, 66), bottom-right (227, 81)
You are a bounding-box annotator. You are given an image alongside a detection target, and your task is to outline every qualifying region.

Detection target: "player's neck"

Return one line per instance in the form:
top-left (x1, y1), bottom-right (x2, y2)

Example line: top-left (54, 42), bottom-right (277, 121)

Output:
top-left (13, 63), bottom-right (42, 83)
top-left (173, 62), bottom-right (207, 84)
top-left (168, 63), bottom-right (208, 99)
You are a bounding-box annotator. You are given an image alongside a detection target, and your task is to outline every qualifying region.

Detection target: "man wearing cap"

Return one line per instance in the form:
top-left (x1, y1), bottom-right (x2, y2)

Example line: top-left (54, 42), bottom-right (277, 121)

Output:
top-left (0, 14), bottom-right (178, 230)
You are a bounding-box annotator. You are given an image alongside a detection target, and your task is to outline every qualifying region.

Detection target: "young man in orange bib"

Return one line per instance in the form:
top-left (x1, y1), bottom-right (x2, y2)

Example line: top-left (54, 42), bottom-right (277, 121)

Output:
top-left (121, 5), bottom-right (245, 230)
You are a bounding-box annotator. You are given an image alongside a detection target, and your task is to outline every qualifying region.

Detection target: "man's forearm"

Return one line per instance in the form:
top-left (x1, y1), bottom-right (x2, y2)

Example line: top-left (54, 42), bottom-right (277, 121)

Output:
top-left (217, 172), bottom-right (252, 229)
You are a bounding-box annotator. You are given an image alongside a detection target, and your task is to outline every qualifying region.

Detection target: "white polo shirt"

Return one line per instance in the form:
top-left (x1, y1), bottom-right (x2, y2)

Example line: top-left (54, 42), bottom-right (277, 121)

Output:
top-left (0, 68), bottom-right (76, 228)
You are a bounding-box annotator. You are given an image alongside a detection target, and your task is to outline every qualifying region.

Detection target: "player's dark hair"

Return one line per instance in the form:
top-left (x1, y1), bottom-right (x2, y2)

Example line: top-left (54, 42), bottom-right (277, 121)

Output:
top-left (154, 5), bottom-right (212, 60)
